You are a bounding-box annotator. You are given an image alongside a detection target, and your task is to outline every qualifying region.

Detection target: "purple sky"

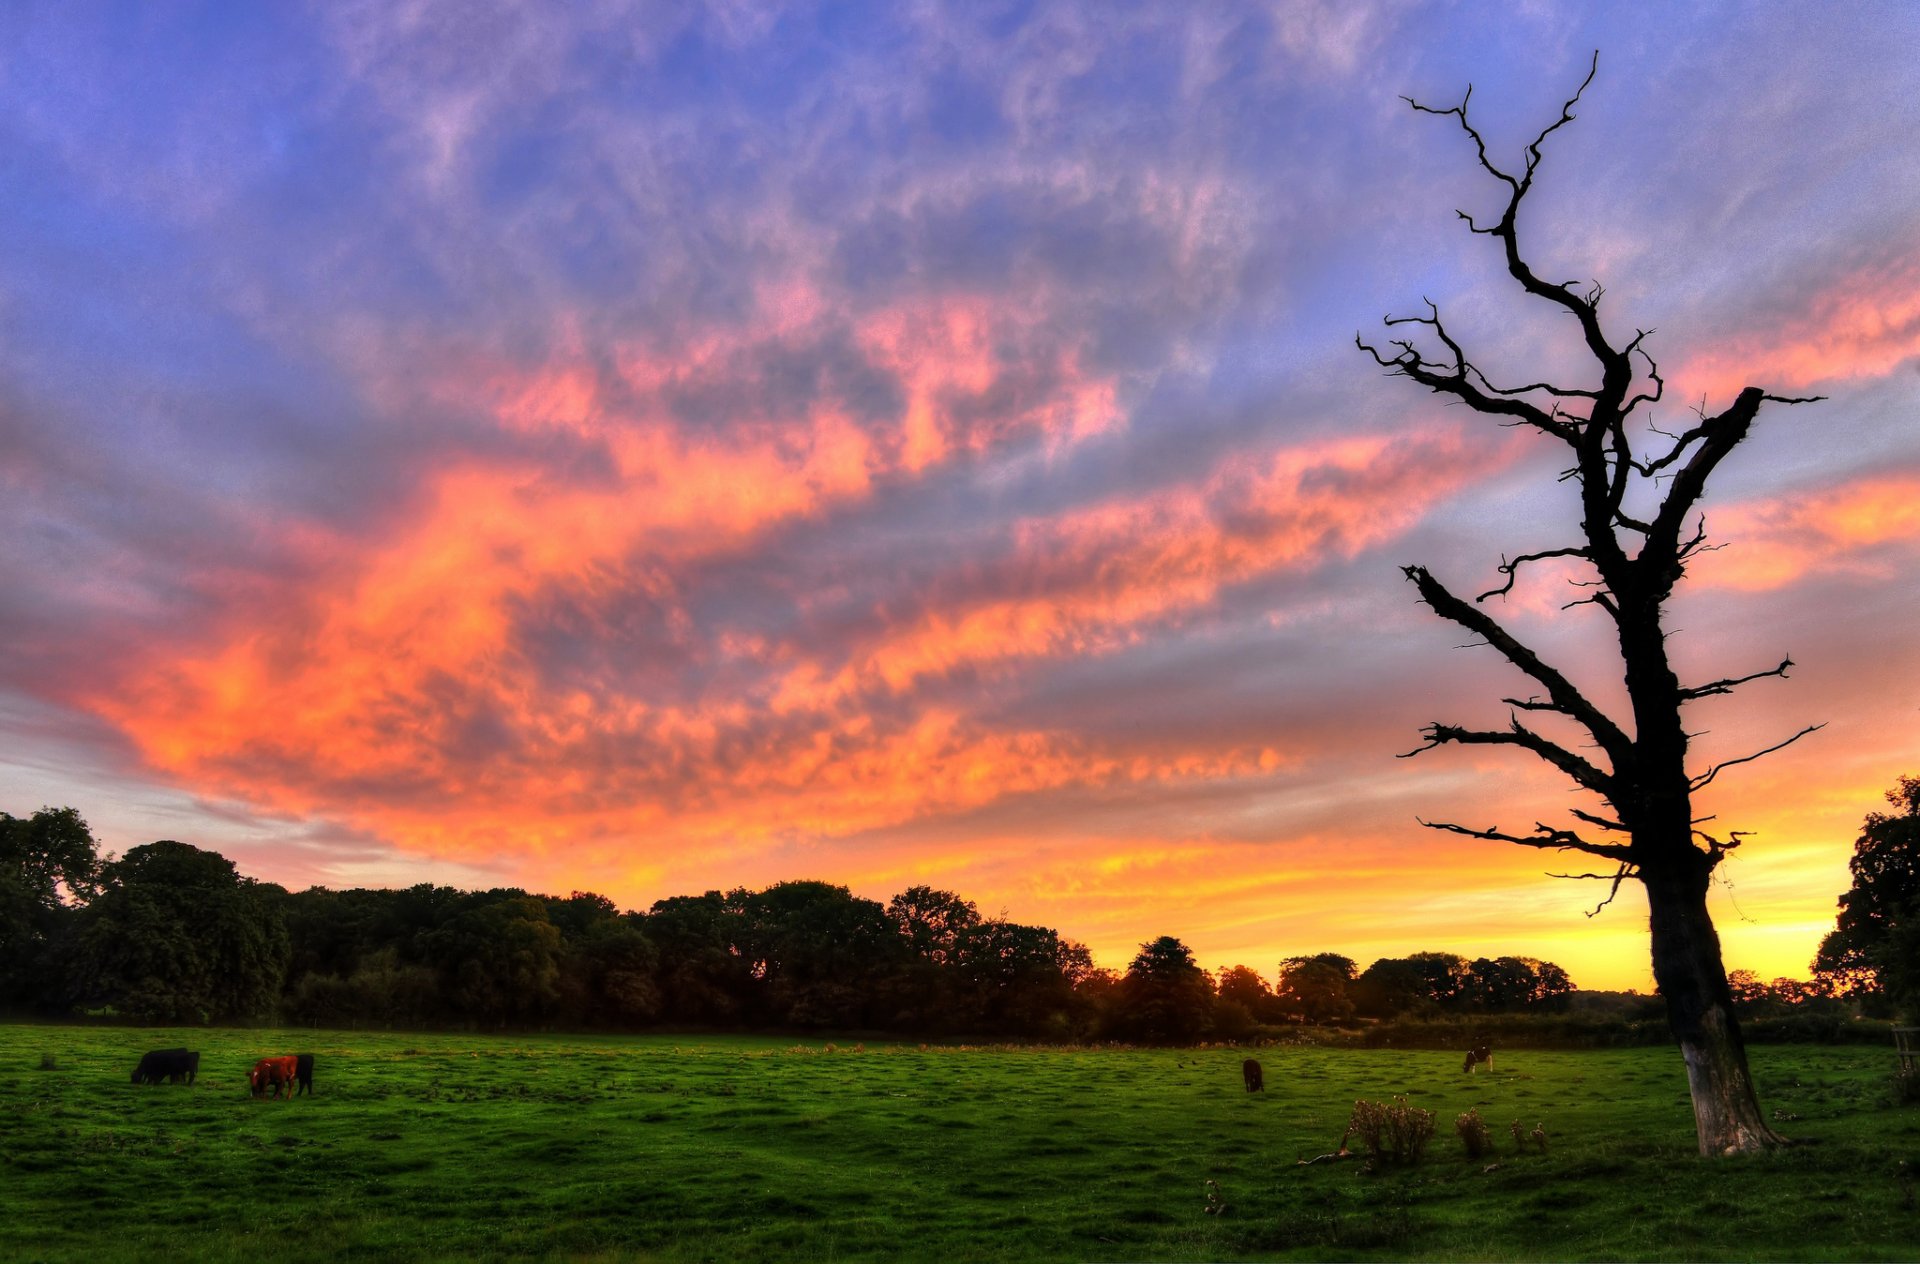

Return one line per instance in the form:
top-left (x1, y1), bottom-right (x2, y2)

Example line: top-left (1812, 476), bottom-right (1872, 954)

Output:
top-left (4, 2), bottom-right (1919, 988)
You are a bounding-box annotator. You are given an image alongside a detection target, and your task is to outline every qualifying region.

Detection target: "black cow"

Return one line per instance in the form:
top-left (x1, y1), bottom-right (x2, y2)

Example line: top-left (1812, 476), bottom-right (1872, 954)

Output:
top-left (295, 1053), bottom-right (315, 1096)
top-left (1242, 1058), bottom-right (1264, 1092)
top-left (132, 1048), bottom-right (199, 1085)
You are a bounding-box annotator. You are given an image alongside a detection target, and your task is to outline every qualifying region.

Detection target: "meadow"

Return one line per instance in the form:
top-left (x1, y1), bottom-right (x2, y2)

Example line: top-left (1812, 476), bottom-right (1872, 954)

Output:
top-left (1, 1025), bottom-right (1915, 1262)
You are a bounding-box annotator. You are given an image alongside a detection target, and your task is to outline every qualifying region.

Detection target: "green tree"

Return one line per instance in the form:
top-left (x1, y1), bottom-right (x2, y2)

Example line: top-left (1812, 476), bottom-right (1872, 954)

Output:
top-left (729, 881), bottom-right (904, 1028)
top-left (645, 891), bottom-right (752, 1024)
top-left (426, 894), bottom-right (565, 1026)
top-left (72, 841), bottom-right (289, 1023)
top-left (1216, 964), bottom-right (1276, 1019)
top-left (1276, 953), bottom-right (1357, 1023)
top-left (1118, 936), bottom-right (1215, 1044)
top-left (0, 806), bottom-right (101, 1010)
top-left (1813, 776), bottom-right (1920, 1016)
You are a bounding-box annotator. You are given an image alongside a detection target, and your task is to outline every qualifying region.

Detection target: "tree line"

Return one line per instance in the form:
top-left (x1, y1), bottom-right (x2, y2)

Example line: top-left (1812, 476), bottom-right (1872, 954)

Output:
top-left (6, 810), bottom-right (1585, 1040)
top-left (6, 782), bottom-right (1910, 1038)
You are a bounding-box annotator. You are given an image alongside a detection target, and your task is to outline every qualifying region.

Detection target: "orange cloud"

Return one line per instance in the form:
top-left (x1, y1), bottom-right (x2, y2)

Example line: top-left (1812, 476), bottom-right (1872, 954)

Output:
top-left (1680, 249), bottom-right (1920, 401)
top-left (775, 426), bottom-right (1509, 711)
top-left (1701, 471), bottom-right (1920, 590)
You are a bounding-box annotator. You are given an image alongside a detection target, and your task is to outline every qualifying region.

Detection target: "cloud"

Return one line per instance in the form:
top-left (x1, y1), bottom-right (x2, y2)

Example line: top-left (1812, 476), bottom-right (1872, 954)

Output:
top-left (1677, 245), bottom-right (1920, 402)
top-left (1700, 470), bottom-right (1920, 592)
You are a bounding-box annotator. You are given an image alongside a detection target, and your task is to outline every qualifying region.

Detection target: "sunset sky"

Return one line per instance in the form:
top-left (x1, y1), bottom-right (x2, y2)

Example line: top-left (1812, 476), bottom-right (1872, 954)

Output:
top-left (4, 2), bottom-right (1919, 991)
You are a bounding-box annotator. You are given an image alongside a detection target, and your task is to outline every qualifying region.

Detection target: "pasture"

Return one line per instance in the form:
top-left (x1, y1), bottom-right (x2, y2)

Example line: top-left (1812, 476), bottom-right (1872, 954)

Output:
top-left (1, 1026), bottom-right (1915, 1261)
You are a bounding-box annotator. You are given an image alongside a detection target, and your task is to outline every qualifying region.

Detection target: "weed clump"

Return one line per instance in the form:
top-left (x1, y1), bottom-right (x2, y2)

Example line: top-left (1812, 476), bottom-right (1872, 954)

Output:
top-left (1345, 1097), bottom-right (1435, 1165)
top-left (1510, 1120), bottom-right (1549, 1154)
top-left (1455, 1108), bottom-right (1492, 1158)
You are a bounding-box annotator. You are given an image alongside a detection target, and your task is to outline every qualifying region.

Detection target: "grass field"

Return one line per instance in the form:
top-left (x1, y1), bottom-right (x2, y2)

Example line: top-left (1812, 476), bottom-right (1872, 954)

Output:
top-left (2, 1026), bottom-right (1916, 1261)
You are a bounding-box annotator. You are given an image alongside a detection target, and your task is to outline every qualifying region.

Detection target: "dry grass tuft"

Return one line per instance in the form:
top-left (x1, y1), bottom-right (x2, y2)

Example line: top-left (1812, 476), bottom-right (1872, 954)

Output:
top-left (1456, 1108), bottom-right (1492, 1158)
top-left (1345, 1096), bottom-right (1435, 1165)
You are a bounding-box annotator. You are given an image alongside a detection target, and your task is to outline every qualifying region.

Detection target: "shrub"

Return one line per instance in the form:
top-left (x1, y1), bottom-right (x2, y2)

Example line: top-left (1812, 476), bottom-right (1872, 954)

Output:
top-left (1345, 1096), bottom-right (1435, 1164)
top-left (1455, 1108), bottom-right (1491, 1158)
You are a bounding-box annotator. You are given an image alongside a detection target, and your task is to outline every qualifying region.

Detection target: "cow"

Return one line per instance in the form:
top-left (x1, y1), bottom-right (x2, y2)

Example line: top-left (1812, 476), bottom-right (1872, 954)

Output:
top-left (132, 1048), bottom-right (198, 1085)
top-left (1242, 1057), bottom-right (1264, 1092)
top-left (1463, 1043), bottom-right (1493, 1074)
top-left (249, 1056), bottom-right (299, 1100)
top-left (294, 1053), bottom-right (315, 1097)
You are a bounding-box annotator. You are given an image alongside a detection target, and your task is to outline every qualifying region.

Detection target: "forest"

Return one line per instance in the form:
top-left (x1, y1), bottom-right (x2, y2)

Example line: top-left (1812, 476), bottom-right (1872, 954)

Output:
top-left (3, 792), bottom-right (1909, 1042)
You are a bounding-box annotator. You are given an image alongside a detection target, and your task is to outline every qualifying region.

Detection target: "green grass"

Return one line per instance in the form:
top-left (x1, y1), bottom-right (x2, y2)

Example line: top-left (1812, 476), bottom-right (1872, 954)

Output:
top-left (2, 1026), bottom-right (1916, 1261)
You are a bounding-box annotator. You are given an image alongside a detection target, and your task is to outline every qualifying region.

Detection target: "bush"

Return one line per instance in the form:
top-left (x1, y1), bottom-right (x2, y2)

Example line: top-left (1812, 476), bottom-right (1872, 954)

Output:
top-left (1345, 1097), bottom-right (1434, 1165)
top-left (1455, 1108), bottom-right (1491, 1158)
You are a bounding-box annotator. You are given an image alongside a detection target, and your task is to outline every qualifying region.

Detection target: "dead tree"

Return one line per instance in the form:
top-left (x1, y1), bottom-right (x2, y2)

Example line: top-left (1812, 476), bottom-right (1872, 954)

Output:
top-left (1358, 55), bottom-right (1821, 1156)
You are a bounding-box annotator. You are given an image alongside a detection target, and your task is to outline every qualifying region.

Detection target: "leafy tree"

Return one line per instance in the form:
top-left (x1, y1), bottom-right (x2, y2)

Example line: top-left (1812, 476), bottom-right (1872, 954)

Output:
top-left (1215, 964), bottom-right (1276, 1022)
top-left (1359, 56), bottom-right (1818, 1153)
top-left (888, 886), bottom-right (980, 967)
top-left (728, 881), bottom-right (904, 1028)
top-left (71, 841), bottom-right (289, 1023)
top-left (426, 894), bottom-right (565, 1026)
top-left (645, 891), bottom-right (752, 1024)
top-left (578, 916), bottom-right (662, 1025)
top-left (1117, 936), bottom-right (1215, 1044)
top-left (0, 806), bottom-right (101, 1010)
top-left (1813, 775), bottom-right (1920, 1016)
top-left (1275, 954), bottom-right (1357, 1023)
top-left (953, 919), bottom-right (1082, 1035)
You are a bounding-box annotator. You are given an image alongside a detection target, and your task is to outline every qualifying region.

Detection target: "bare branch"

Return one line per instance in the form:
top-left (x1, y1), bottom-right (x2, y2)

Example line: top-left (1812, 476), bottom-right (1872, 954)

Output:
top-left (1690, 724), bottom-right (1825, 791)
top-left (1402, 718), bottom-right (1616, 797)
top-left (1546, 862), bottom-right (1636, 917)
top-left (1404, 565), bottom-right (1633, 768)
top-left (1418, 817), bottom-right (1634, 863)
top-left (1680, 657), bottom-right (1795, 702)
top-left (1570, 808), bottom-right (1627, 833)
top-left (1477, 546), bottom-right (1591, 602)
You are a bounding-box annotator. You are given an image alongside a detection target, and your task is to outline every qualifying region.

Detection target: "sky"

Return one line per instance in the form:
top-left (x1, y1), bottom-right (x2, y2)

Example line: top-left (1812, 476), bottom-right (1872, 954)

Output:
top-left (4, 1), bottom-right (1919, 992)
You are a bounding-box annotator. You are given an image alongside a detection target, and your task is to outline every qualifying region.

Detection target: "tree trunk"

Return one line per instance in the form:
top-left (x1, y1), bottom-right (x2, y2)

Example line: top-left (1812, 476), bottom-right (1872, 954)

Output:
top-left (1642, 858), bottom-right (1787, 1154)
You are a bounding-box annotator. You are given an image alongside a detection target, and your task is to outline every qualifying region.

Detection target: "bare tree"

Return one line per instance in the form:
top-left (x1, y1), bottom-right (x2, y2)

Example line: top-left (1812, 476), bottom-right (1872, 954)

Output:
top-left (1358, 55), bottom-right (1820, 1156)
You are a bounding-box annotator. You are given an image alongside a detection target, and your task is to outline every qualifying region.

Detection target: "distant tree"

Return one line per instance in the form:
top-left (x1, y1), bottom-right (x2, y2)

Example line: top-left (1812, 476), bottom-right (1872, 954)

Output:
top-left (1216, 965), bottom-right (1276, 1018)
top-left (1462, 956), bottom-right (1574, 1012)
top-left (426, 894), bottom-right (565, 1026)
top-left (1359, 56), bottom-right (1818, 1153)
top-left (1275, 954), bottom-right (1357, 1023)
top-left (1117, 936), bottom-right (1215, 1044)
top-left (1351, 953), bottom-right (1471, 1018)
top-left (578, 916), bottom-right (662, 1026)
top-left (729, 881), bottom-right (904, 1028)
top-left (1813, 775), bottom-right (1920, 1017)
top-left (0, 806), bottom-right (101, 1011)
top-left (888, 886), bottom-right (980, 967)
top-left (953, 919), bottom-right (1081, 1036)
top-left (644, 892), bottom-right (752, 1024)
top-left (1532, 959), bottom-right (1576, 1009)
top-left (71, 841), bottom-right (289, 1023)
top-left (1726, 969), bottom-right (1769, 1011)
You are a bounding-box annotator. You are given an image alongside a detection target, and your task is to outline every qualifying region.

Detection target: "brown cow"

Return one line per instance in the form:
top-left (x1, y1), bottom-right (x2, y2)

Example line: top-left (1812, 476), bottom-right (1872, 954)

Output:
top-left (1463, 1044), bottom-right (1493, 1074)
top-left (1242, 1058), bottom-right (1264, 1092)
top-left (250, 1056), bottom-right (299, 1100)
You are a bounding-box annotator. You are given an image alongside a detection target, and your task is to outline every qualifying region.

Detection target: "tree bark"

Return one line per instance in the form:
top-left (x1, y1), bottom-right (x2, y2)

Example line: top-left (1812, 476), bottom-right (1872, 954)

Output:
top-left (1642, 855), bottom-right (1786, 1154)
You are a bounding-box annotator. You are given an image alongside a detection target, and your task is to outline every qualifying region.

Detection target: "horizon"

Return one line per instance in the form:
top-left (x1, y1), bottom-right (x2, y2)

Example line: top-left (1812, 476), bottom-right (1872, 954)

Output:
top-left (6, 3), bottom-right (1920, 994)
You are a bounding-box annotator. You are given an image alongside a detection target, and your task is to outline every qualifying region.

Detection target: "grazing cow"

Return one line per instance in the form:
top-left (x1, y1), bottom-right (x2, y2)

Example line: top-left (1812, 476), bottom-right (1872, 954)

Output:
top-left (1463, 1044), bottom-right (1493, 1074)
top-left (132, 1048), bottom-right (198, 1085)
top-left (294, 1053), bottom-right (315, 1097)
top-left (249, 1056), bottom-right (299, 1100)
top-left (1243, 1058), bottom-right (1264, 1092)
